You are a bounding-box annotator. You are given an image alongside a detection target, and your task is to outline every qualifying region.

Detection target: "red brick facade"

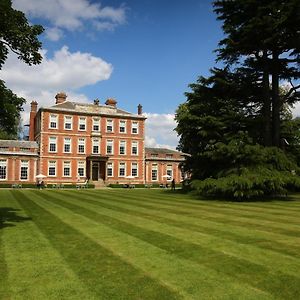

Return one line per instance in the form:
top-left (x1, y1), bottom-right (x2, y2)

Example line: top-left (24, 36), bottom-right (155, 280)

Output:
top-left (0, 93), bottom-right (188, 186)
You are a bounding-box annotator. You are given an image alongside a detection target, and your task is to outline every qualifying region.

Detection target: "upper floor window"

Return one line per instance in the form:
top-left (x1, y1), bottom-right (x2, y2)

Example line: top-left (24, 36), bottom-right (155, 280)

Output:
top-left (49, 137), bottom-right (57, 152)
top-left (119, 141), bottom-right (126, 155)
top-left (119, 120), bottom-right (126, 133)
top-left (151, 153), bottom-right (158, 158)
top-left (106, 119), bottom-right (113, 132)
top-left (64, 116), bottom-right (72, 130)
top-left (132, 121), bottom-right (138, 134)
top-left (78, 117), bottom-right (86, 131)
top-left (20, 160), bottom-right (29, 180)
top-left (131, 141), bottom-right (138, 155)
top-left (93, 118), bottom-right (100, 131)
top-left (0, 160), bottom-right (7, 180)
top-left (64, 138), bottom-right (71, 153)
top-left (92, 139), bottom-right (99, 154)
top-left (49, 114), bottom-right (58, 129)
top-left (166, 154), bottom-right (173, 159)
top-left (106, 140), bottom-right (113, 154)
top-left (78, 138), bottom-right (85, 153)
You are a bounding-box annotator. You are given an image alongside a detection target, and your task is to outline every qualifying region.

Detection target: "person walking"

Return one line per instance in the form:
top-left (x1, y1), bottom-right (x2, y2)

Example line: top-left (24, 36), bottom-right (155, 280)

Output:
top-left (171, 179), bottom-right (175, 191)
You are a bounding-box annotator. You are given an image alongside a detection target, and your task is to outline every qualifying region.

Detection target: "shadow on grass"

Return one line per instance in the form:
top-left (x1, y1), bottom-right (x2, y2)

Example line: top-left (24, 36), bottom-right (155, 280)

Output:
top-left (0, 207), bottom-right (31, 229)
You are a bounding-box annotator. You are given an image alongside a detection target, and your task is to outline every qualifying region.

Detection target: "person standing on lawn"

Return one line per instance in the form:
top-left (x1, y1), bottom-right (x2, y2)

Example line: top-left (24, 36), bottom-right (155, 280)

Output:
top-left (171, 179), bottom-right (175, 191)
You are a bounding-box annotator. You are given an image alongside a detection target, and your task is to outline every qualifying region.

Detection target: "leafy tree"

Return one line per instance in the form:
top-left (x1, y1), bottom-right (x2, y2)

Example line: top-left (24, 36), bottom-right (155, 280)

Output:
top-left (214, 0), bottom-right (300, 147)
top-left (0, 0), bottom-right (43, 138)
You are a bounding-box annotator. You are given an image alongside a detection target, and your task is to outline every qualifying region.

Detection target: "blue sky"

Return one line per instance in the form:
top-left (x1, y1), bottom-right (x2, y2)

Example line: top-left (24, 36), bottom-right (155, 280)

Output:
top-left (2, 0), bottom-right (224, 148)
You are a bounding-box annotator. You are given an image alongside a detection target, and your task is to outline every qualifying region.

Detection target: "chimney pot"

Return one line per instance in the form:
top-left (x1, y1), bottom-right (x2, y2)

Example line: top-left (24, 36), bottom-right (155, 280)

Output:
top-left (30, 100), bottom-right (38, 112)
top-left (55, 92), bottom-right (67, 104)
top-left (105, 98), bottom-right (117, 107)
top-left (94, 98), bottom-right (100, 105)
top-left (138, 104), bottom-right (143, 115)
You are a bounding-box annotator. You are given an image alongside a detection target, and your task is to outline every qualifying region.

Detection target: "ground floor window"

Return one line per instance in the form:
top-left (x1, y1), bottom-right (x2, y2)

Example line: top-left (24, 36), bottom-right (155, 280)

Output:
top-left (48, 161), bottom-right (56, 176)
top-left (20, 160), bottom-right (29, 180)
top-left (131, 163), bottom-right (138, 177)
top-left (151, 164), bottom-right (158, 181)
top-left (77, 161), bottom-right (85, 177)
top-left (167, 165), bottom-right (172, 181)
top-left (0, 160), bottom-right (7, 180)
top-left (119, 162), bottom-right (125, 177)
top-left (107, 162), bottom-right (113, 177)
top-left (63, 161), bottom-right (71, 177)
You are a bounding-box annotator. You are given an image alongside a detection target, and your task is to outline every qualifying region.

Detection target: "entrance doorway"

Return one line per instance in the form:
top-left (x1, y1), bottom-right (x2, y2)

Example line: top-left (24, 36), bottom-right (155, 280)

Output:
top-left (92, 163), bottom-right (99, 181)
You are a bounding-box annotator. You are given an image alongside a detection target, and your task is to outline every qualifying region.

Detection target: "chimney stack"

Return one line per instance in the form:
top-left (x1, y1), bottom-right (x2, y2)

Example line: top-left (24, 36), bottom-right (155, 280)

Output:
top-left (105, 98), bottom-right (117, 107)
top-left (29, 101), bottom-right (38, 141)
top-left (137, 104), bottom-right (143, 115)
top-left (55, 92), bottom-right (67, 104)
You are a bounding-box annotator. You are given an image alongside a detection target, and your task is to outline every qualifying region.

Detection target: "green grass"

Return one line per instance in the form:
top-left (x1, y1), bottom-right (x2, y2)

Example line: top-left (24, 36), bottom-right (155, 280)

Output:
top-left (1, 189), bottom-right (300, 299)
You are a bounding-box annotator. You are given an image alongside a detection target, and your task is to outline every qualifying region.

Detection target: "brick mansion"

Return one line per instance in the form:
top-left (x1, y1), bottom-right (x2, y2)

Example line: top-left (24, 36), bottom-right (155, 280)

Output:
top-left (0, 92), bottom-right (188, 186)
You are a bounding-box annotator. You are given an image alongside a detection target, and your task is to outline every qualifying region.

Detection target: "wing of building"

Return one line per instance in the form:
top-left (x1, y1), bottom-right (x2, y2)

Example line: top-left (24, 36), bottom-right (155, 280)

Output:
top-left (0, 93), bottom-right (189, 187)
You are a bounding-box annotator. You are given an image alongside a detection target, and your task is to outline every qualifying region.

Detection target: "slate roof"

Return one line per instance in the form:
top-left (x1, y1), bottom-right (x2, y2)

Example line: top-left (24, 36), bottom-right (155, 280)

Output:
top-left (0, 140), bottom-right (38, 148)
top-left (145, 147), bottom-right (190, 156)
top-left (42, 101), bottom-right (145, 119)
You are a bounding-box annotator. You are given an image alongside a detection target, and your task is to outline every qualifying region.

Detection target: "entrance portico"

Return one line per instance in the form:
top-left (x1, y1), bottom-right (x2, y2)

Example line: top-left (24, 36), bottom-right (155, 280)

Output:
top-left (86, 156), bottom-right (108, 182)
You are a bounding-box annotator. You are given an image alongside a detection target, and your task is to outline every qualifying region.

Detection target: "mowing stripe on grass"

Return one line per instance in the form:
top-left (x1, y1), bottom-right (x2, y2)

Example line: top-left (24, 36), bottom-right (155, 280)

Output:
top-left (6, 191), bottom-right (98, 300)
top-left (75, 190), bottom-right (300, 241)
top-left (57, 190), bottom-right (300, 260)
top-left (0, 191), bottom-right (13, 299)
top-left (14, 190), bottom-right (181, 300)
top-left (29, 191), bottom-right (273, 300)
top-left (38, 191), bottom-right (300, 299)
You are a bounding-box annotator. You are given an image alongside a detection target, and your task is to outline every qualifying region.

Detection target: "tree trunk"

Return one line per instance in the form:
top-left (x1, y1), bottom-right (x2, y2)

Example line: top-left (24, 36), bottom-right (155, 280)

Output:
top-left (262, 51), bottom-right (272, 146)
top-left (271, 51), bottom-right (280, 147)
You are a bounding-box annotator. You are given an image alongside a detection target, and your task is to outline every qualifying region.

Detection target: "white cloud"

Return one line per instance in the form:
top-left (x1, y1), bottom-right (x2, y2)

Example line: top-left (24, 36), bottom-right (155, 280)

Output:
top-left (0, 46), bottom-right (112, 122)
top-left (145, 113), bottom-right (179, 150)
top-left (45, 27), bottom-right (64, 41)
top-left (12, 0), bottom-right (127, 40)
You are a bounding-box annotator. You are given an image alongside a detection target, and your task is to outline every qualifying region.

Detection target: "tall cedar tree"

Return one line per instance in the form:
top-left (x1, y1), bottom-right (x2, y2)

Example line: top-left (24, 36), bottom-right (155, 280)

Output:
top-left (214, 0), bottom-right (300, 147)
top-left (0, 0), bottom-right (43, 138)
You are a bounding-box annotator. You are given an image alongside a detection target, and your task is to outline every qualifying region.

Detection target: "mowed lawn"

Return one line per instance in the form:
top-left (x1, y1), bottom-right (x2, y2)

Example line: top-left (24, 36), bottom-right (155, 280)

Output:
top-left (1, 190), bottom-right (300, 299)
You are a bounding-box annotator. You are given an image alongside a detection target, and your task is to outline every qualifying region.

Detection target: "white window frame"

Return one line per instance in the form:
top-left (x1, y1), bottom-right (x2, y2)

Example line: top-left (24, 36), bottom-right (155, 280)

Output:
top-left (92, 138), bottom-right (100, 154)
top-left (131, 162), bottom-right (138, 177)
top-left (63, 137), bottom-right (71, 153)
top-left (131, 141), bottom-right (138, 155)
top-left (64, 115), bottom-right (73, 130)
top-left (78, 117), bottom-right (86, 131)
top-left (20, 160), bottom-right (29, 181)
top-left (132, 121), bottom-right (138, 134)
top-left (106, 140), bottom-right (113, 155)
top-left (49, 136), bottom-right (57, 153)
top-left (151, 164), bottom-right (158, 181)
top-left (119, 162), bottom-right (126, 177)
top-left (78, 138), bottom-right (85, 154)
top-left (48, 161), bottom-right (56, 177)
top-left (0, 160), bottom-right (7, 180)
top-left (106, 119), bottom-right (113, 133)
top-left (93, 118), bottom-right (100, 132)
top-left (77, 161), bottom-right (85, 177)
top-left (119, 140), bottom-right (126, 155)
top-left (107, 162), bottom-right (113, 177)
top-left (49, 114), bottom-right (58, 129)
top-left (119, 120), bottom-right (126, 133)
top-left (63, 161), bottom-right (71, 177)
top-left (167, 165), bottom-right (172, 181)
